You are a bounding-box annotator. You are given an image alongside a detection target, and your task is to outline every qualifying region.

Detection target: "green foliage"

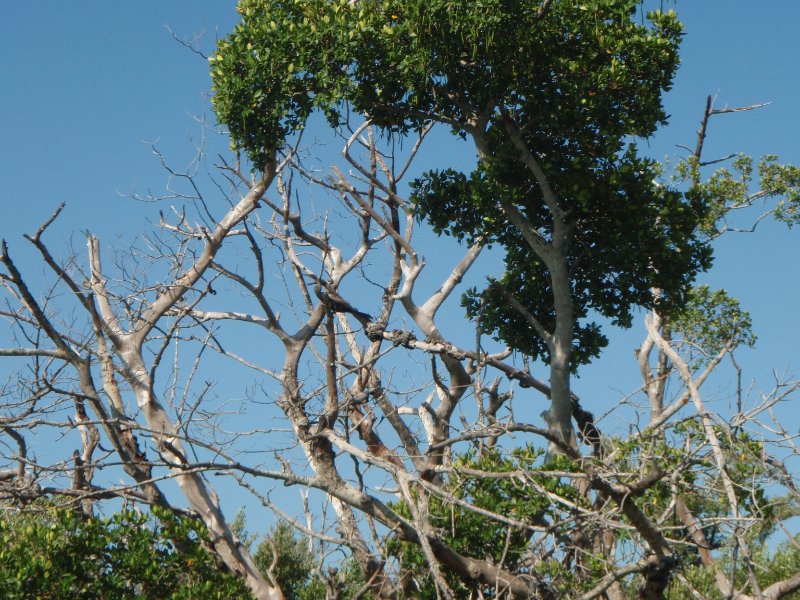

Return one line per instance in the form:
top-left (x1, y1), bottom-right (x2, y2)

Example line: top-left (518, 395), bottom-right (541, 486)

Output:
top-left (387, 431), bottom-right (794, 598)
top-left (762, 157), bottom-right (800, 225)
top-left (447, 144), bottom-right (710, 367)
top-left (630, 420), bottom-right (782, 541)
top-left (213, 0), bottom-right (712, 368)
top-left (675, 153), bottom-right (800, 235)
top-left (387, 446), bottom-right (585, 597)
top-left (253, 520), bottom-right (326, 600)
top-left (231, 511), bottom-right (371, 599)
top-left (669, 536), bottom-right (800, 600)
top-left (670, 284), bottom-right (756, 367)
top-left (616, 420), bottom-right (794, 592)
top-left (0, 506), bottom-right (252, 600)
top-left (213, 0), bottom-right (683, 163)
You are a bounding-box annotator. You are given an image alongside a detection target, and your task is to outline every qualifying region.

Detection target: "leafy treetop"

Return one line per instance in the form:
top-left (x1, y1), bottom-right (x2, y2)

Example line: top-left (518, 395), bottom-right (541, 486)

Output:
top-left (212, 0), bottom-right (711, 367)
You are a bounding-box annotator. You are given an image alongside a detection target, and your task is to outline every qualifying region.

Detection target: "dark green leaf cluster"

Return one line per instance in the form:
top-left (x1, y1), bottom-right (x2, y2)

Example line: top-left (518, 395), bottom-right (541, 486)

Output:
top-left (212, 0), bottom-right (683, 163)
top-left (417, 145), bottom-right (711, 366)
top-left (0, 506), bottom-right (252, 600)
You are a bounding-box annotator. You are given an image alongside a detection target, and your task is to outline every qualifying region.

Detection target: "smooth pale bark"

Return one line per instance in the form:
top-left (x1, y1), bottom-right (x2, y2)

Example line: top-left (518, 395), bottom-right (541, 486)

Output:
top-left (472, 121), bottom-right (580, 459)
top-left (100, 174), bottom-right (284, 600)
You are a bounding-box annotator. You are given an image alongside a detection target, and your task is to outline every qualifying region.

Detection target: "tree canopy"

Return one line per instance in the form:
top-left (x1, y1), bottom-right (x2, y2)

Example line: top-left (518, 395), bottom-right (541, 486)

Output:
top-left (0, 506), bottom-right (251, 599)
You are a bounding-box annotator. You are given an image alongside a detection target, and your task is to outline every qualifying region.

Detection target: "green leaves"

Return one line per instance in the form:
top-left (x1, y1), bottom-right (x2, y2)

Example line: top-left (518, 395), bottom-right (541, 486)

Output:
top-left (253, 521), bottom-right (326, 600)
top-left (212, 0), bottom-right (341, 168)
top-left (212, 1), bottom-right (710, 368)
top-left (675, 153), bottom-right (800, 235)
top-left (213, 0), bottom-right (682, 164)
top-left (387, 445), bottom-right (582, 598)
top-left (0, 506), bottom-right (252, 599)
top-left (671, 285), bottom-right (756, 367)
top-left (760, 156), bottom-right (800, 225)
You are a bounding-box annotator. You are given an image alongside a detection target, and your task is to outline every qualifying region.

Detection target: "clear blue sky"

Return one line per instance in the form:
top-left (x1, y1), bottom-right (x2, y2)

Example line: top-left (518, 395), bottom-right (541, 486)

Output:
top-left (2, 2), bottom-right (799, 518)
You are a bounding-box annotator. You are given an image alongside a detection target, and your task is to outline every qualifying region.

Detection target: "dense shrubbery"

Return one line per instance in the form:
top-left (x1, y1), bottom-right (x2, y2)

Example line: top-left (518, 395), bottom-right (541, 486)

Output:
top-left (0, 506), bottom-right (251, 600)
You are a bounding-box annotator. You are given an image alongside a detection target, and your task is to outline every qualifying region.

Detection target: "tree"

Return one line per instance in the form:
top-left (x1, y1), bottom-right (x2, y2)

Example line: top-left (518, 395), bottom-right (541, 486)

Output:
top-left (211, 0), bottom-right (710, 455)
top-left (2, 1), bottom-right (800, 599)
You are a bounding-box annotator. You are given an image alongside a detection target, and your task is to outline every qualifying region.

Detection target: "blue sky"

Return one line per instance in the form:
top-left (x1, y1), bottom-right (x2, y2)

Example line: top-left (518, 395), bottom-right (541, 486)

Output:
top-left (2, 2), bottom-right (800, 519)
